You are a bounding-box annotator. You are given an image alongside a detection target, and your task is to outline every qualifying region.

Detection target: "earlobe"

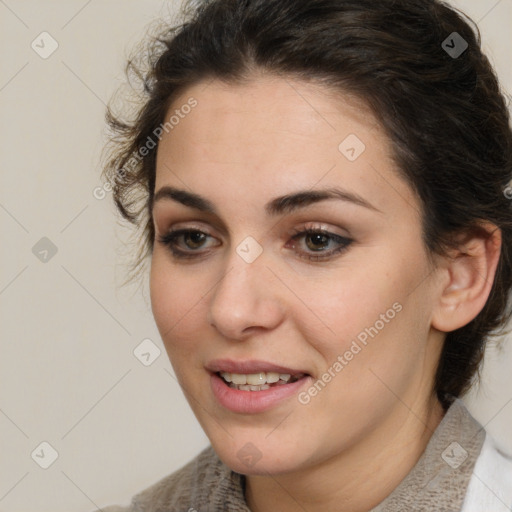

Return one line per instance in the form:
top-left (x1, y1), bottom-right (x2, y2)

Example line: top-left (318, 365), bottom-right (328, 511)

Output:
top-left (431, 223), bottom-right (502, 333)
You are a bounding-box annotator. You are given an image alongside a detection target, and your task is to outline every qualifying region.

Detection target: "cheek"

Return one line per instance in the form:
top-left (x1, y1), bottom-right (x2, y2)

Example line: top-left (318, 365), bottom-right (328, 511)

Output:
top-left (319, 273), bottom-right (433, 406)
top-left (298, 248), bottom-right (429, 372)
top-left (149, 252), bottom-right (208, 350)
top-left (293, 266), bottom-right (402, 351)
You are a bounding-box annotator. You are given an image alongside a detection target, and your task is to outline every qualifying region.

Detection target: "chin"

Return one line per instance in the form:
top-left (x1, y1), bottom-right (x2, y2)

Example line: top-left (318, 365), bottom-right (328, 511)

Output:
top-left (205, 427), bottom-right (313, 476)
top-left (215, 445), bottom-right (303, 476)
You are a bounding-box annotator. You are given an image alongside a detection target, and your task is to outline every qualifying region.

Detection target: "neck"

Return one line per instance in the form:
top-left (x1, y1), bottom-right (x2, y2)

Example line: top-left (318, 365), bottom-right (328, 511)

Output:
top-left (245, 395), bottom-right (445, 512)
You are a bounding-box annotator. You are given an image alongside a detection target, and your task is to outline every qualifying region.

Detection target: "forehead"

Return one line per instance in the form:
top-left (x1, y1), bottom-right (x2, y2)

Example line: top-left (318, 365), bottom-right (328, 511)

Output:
top-left (157, 75), bottom-right (373, 166)
top-left (154, 75), bottom-right (418, 219)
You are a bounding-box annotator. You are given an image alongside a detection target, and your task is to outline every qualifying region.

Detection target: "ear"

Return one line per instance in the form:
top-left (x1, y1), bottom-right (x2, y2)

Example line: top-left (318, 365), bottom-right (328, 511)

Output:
top-left (431, 222), bottom-right (502, 333)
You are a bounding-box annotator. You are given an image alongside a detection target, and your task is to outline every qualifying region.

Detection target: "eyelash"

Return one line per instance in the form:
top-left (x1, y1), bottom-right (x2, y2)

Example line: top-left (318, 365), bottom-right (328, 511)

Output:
top-left (157, 227), bottom-right (353, 262)
top-left (288, 228), bottom-right (353, 261)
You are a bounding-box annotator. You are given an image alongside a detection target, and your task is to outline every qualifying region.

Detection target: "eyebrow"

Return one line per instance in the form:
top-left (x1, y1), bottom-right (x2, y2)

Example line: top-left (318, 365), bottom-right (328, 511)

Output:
top-left (152, 186), bottom-right (382, 215)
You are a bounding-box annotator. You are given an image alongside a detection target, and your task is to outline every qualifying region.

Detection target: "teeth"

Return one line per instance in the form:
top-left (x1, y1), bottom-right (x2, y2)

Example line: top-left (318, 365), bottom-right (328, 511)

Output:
top-left (220, 371), bottom-right (300, 390)
top-left (229, 383), bottom-right (271, 391)
top-left (230, 373), bottom-right (246, 385)
top-left (246, 372), bottom-right (266, 385)
top-left (266, 372), bottom-right (280, 383)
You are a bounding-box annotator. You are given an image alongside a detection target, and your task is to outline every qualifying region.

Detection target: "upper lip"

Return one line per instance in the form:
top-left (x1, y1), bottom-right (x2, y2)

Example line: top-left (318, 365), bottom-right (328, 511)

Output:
top-left (206, 359), bottom-right (309, 375)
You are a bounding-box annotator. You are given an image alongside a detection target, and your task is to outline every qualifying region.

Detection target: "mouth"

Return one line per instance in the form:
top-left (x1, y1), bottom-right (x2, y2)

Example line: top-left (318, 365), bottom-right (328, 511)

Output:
top-left (207, 360), bottom-right (312, 413)
top-left (217, 371), bottom-right (307, 391)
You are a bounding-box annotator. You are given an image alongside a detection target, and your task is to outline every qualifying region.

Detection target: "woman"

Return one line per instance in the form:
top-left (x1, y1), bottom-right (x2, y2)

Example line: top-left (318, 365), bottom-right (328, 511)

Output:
top-left (100, 0), bottom-right (512, 510)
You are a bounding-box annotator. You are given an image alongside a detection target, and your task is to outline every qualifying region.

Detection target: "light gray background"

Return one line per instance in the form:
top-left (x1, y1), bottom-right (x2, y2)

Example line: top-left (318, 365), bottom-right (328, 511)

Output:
top-left (0, 1), bottom-right (511, 511)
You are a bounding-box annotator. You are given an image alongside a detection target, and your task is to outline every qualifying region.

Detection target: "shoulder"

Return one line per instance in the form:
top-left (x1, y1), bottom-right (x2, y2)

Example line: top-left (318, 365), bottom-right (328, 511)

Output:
top-left (462, 433), bottom-right (512, 512)
top-left (94, 445), bottom-right (248, 512)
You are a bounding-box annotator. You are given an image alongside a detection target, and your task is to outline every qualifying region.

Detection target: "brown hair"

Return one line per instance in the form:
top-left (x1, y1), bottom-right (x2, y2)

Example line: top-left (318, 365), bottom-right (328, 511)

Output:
top-left (102, 0), bottom-right (512, 409)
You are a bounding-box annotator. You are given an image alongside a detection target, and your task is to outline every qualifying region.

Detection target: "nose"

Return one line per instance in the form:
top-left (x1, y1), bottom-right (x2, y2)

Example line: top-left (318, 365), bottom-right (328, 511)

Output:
top-left (206, 253), bottom-right (285, 340)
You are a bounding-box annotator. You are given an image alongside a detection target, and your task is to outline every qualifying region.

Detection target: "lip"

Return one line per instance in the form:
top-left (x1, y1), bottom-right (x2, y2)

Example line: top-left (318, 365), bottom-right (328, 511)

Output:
top-left (207, 359), bottom-right (311, 414)
top-left (206, 358), bottom-right (309, 375)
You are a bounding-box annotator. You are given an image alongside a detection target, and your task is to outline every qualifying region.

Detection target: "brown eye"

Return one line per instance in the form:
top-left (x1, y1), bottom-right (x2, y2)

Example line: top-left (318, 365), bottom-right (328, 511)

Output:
top-left (183, 231), bottom-right (207, 249)
top-left (305, 233), bottom-right (330, 251)
top-left (157, 229), bottom-right (220, 259)
top-left (288, 228), bottom-right (353, 262)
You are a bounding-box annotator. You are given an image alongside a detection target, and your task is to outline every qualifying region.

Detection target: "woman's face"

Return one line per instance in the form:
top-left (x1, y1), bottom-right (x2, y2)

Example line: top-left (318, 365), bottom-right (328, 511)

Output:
top-left (150, 75), bottom-right (444, 475)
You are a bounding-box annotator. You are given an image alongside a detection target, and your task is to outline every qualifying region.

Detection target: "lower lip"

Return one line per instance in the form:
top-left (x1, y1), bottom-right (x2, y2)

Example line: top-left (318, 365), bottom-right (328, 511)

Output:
top-left (210, 373), bottom-right (310, 414)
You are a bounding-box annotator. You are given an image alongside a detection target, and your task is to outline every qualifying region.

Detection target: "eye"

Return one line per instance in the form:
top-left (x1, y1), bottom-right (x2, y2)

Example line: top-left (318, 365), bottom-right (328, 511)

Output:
top-left (157, 229), bottom-right (220, 259)
top-left (287, 227), bottom-right (353, 261)
top-left (157, 225), bottom-right (352, 262)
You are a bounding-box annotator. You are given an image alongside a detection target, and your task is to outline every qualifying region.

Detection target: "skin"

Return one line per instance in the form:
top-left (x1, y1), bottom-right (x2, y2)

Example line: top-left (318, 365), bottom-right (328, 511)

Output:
top-left (150, 75), bottom-right (501, 512)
